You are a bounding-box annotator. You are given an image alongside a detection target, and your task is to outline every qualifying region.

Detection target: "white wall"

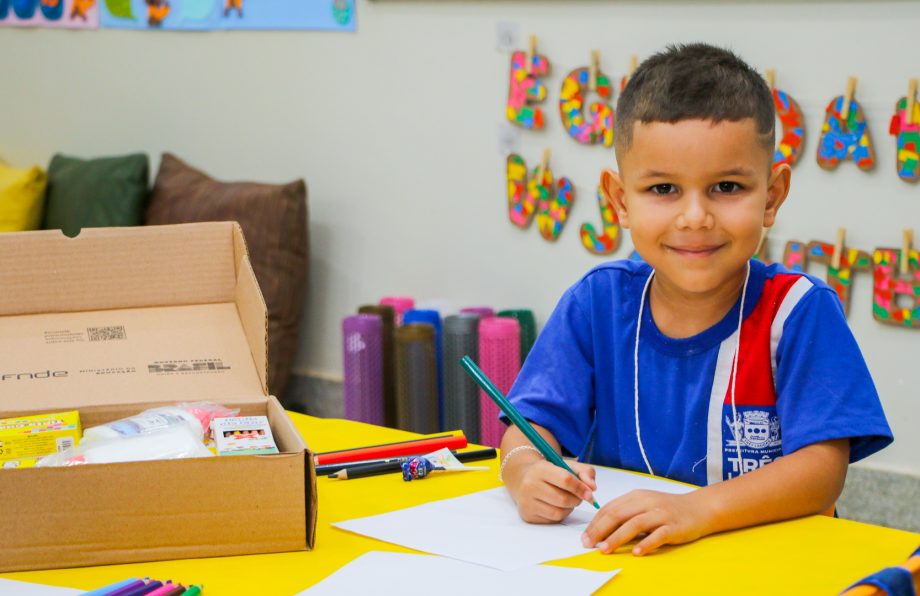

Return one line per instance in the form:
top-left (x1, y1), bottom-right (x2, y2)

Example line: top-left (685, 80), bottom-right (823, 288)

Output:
top-left (1, 0), bottom-right (918, 475)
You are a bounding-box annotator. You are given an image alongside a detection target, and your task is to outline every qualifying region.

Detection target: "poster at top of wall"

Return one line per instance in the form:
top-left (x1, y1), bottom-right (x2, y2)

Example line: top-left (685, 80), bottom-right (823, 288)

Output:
top-left (99, 0), bottom-right (354, 31)
top-left (0, 0), bottom-right (99, 28)
top-left (219, 0), bottom-right (354, 31)
top-left (100, 0), bottom-right (218, 29)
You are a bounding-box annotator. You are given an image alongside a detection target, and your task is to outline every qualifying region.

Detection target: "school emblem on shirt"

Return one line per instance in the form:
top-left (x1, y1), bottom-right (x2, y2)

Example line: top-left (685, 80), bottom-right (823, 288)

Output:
top-left (723, 407), bottom-right (782, 478)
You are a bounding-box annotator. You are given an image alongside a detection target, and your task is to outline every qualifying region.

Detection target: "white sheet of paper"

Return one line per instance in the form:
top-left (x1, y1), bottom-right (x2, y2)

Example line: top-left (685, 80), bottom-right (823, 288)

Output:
top-left (297, 551), bottom-right (620, 596)
top-left (334, 466), bottom-right (695, 571)
top-left (0, 578), bottom-right (82, 595)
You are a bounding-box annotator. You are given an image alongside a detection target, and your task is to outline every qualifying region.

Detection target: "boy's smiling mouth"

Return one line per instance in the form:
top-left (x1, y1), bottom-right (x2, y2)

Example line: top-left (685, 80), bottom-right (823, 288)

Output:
top-left (664, 243), bottom-right (726, 258)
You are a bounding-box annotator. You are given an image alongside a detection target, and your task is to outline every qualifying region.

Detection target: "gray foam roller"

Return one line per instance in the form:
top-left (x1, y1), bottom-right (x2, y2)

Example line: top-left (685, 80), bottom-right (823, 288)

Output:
top-left (442, 313), bottom-right (481, 443)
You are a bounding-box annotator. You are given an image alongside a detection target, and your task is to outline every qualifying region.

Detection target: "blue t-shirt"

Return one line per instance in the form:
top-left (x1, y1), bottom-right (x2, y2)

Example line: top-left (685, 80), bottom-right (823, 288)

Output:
top-left (507, 259), bottom-right (893, 486)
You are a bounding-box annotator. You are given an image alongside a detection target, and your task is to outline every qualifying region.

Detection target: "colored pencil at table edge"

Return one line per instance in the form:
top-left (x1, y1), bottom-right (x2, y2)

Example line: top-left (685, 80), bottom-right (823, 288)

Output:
top-left (328, 448), bottom-right (498, 479)
top-left (314, 434), bottom-right (468, 466)
top-left (121, 580), bottom-right (163, 596)
top-left (317, 447), bottom-right (497, 475)
top-left (107, 579), bottom-right (153, 596)
top-left (183, 586), bottom-right (202, 596)
top-left (147, 583), bottom-right (186, 596)
top-left (82, 578), bottom-right (140, 596)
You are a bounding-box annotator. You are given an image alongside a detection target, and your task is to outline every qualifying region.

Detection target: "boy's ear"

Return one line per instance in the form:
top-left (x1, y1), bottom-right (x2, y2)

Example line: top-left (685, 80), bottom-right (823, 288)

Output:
top-left (763, 163), bottom-right (791, 228)
top-left (600, 169), bottom-right (630, 229)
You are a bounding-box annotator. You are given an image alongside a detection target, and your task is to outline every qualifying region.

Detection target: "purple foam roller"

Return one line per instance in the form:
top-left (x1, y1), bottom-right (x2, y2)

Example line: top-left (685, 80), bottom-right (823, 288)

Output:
top-left (342, 315), bottom-right (385, 426)
top-left (461, 306), bottom-right (495, 319)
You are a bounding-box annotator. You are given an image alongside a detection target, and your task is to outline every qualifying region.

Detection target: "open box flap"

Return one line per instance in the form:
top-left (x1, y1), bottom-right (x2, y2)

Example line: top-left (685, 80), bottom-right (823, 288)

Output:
top-left (0, 223), bottom-right (269, 413)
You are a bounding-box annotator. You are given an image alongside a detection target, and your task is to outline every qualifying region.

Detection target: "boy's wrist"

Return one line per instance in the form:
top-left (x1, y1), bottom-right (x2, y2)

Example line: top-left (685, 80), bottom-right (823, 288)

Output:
top-left (501, 451), bottom-right (545, 497)
top-left (688, 484), bottom-right (729, 535)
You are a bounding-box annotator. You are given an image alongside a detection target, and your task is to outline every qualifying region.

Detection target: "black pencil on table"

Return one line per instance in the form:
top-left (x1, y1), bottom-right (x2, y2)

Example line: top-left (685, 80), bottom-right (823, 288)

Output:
top-left (327, 448), bottom-right (497, 480)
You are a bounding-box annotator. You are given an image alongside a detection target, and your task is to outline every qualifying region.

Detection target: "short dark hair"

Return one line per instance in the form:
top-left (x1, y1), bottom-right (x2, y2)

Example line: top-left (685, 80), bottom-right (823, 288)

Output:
top-left (614, 43), bottom-right (775, 158)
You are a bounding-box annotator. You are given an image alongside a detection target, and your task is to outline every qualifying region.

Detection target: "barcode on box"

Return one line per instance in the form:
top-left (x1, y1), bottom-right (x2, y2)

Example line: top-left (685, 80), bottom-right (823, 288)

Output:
top-left (87, 326), bottom-right (126, 342)
top-left (56, 437), bottom-right (74, 453)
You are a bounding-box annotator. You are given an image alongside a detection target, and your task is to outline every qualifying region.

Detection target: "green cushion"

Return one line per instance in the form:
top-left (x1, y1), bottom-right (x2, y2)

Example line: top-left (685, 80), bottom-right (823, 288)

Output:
top-left (43, 153), bottom-right (149, 236)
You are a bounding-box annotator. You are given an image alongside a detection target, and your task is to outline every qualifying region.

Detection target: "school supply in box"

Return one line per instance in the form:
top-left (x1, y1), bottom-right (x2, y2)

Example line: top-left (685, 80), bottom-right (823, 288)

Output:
top-left (37, 402), bottom-right (238, 467)
top-left (0, 222), bottom-right (316, 572)
top-left (0, 410), bottom-right (81, 468)
top-left (212, 415), bottom-right (279, 455)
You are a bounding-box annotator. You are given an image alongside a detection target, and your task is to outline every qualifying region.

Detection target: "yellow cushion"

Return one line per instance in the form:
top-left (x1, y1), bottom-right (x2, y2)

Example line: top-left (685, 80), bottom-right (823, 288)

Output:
top-left (0, 162), bottom-right (48, 232)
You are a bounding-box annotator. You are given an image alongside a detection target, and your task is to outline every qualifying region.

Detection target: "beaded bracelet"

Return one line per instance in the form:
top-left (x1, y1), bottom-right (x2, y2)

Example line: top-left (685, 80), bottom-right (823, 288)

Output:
top-left (497, 444), bottom-right (544, 482)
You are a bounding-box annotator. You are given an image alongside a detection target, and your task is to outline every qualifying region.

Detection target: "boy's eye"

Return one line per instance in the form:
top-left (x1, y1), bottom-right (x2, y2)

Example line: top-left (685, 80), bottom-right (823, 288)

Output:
top-left (714, 181), bottom-right (743, 193)
top-left (649, 184), bottom-right (676, 195)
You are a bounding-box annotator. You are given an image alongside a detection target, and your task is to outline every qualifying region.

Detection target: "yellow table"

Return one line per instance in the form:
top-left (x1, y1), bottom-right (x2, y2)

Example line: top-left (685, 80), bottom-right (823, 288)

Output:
top-left (3, 414), bottom-right (918, 595)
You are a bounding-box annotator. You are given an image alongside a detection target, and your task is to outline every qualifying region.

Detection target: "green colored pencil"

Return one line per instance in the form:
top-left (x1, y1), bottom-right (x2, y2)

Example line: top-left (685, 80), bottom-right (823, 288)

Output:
top-left (459, 355), bottom-right (600, 509)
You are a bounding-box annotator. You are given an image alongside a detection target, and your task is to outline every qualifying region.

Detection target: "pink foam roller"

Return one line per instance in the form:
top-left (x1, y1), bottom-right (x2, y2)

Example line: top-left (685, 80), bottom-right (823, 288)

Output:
top-left (478, 317), bottom-right (521, 447)
top-left (381, 296), bottom-right (415, 325)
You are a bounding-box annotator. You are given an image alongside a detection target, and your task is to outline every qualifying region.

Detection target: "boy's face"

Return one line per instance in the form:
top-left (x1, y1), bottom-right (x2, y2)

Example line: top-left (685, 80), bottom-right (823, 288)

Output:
top-left (602, 118), bottom-right (790, 297)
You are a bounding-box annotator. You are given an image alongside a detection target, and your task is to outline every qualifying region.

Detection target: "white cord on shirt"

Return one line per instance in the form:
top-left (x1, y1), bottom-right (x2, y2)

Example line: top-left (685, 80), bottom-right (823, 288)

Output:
top-left (634, 270), bottom-right (657, 476)
top-left (729, 262), bottom-right (751, 477)
top-left (633, 261), bottom-right (751, 479)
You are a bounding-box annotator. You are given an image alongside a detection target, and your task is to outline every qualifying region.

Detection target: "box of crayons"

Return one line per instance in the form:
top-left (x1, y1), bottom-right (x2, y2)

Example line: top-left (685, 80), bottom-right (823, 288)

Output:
top-left (212, 416), bottom-right (279, 456)
top-left (0, 410), bottom-right (81, 468)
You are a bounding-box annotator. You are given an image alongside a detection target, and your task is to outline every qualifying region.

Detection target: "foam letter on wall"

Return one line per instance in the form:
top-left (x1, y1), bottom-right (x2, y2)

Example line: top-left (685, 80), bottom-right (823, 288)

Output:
top-left (580, 186), bottom-right (620, 255)
top-left (506, 35), bottom-right (550, 130)
top-left (889, 80), bottom-right (920, 183)
top-left (536, 176), bottom-right (575, 242)
top-left (768, 71), bottom-right (806, 168)
top-left (817, 77), bottom-right (875, 171)
top-left (559, 50), bottom-right (614, 147)
top-left (506, 154), bottom-right (537, 228)
top-left (806, 231), bottom-right (871, 316)
top-left (782, 240), bottom-right (809, 272)
top-left (872, 231), bottom-right (920, 328)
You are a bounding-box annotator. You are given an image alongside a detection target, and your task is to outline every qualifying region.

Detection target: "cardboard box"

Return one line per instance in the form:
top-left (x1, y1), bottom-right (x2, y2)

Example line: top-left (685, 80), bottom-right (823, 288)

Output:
top-left (0, 222), bottom-right (316, 572)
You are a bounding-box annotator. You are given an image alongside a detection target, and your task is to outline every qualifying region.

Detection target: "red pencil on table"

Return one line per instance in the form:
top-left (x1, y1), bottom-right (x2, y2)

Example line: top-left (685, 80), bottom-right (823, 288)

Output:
top-left (313, 434), bottom-right (468, 466)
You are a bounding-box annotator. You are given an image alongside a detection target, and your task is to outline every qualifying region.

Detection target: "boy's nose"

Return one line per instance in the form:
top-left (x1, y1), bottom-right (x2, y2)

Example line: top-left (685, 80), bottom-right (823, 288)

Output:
top-left (676, 193), bottom-right (714, 230)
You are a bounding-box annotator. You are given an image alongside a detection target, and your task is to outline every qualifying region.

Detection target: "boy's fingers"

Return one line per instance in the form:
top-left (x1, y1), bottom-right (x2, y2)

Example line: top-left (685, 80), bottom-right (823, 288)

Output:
top-left (598, 513), bottom-right (660, 554)
top-left (531, 498), bottom-right (575, 523)
top-left (538, 482), bottom-right (585, 509)
top-left (633, 526), bottom-right (672, 556)
top-left (582, 507), bottom-right (635, 548)
top-left (570, 462), bottom-right (598, 491)
top-left (543, 464), bottom-right (595, 503)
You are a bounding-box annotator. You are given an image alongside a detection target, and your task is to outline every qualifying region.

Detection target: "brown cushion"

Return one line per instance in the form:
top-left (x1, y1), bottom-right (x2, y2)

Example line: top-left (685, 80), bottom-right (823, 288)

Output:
top-left (145, 153), bottom-right (308, 398)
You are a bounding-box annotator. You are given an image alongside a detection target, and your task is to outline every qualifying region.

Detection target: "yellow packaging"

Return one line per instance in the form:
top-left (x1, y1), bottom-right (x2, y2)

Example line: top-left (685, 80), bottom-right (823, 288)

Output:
top-left (1, 458), bottom-right (37, 469)
top-left (0, 411), bottom-right (81, 463)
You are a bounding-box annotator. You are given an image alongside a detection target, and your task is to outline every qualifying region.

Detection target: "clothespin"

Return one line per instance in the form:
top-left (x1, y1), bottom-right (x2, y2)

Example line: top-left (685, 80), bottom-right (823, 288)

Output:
top-left (840, 76), bottom-right (858, 121)
top-left (901, 229), bottom-right (914, 276)
top-left (589, 50), bottom-right (600, 92)
top-left (525, 35), bottom-right (537, 75)
top-left (832, 227), bottom-right (846, 270)
top-left (629, 55), bottom-right (638, 78)
top-left (535, 148), bottom-right (551, 184)
top-left (907, 79), bottom-right (918, 126)
top-left (765, 69), bottom-right (776, 90)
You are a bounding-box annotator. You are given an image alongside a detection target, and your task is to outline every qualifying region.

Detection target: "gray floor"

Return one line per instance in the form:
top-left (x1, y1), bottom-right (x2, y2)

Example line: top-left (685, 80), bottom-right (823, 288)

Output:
top-left (283, 372), bottom-right (920, 534)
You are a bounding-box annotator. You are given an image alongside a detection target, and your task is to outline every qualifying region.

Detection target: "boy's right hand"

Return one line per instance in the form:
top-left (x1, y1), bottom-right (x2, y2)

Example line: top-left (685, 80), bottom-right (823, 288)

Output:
top-left (505, 459), bottom-right (597, 523)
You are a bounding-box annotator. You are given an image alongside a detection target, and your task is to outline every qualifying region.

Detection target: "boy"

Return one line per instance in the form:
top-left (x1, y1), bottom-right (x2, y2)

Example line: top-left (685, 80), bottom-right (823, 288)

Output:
top-left (499, 44), bottom-right (892, 557)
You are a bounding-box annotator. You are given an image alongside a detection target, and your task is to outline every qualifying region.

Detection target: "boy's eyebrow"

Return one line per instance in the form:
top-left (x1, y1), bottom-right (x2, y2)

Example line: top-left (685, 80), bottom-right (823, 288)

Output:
top-left (637, 167), bottom-right (757, 179)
